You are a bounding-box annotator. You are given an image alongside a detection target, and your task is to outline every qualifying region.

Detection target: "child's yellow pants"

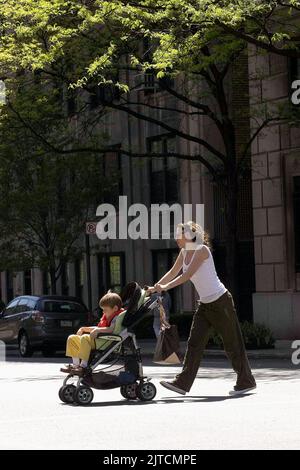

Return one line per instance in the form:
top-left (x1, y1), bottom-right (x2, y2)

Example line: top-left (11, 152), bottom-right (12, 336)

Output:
top-left (66, 334), bottom-right (96, 362)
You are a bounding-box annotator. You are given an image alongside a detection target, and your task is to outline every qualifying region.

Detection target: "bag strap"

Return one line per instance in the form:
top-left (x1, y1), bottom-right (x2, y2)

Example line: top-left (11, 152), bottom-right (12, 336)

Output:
top-left (158, 298), bottom-right (171, 330)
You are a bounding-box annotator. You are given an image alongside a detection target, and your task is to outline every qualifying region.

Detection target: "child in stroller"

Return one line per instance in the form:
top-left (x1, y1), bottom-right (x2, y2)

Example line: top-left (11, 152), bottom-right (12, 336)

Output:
top-left (60, 292), bottom-right (124, 376)
top-left (58, 282), bottom-right (162, 405)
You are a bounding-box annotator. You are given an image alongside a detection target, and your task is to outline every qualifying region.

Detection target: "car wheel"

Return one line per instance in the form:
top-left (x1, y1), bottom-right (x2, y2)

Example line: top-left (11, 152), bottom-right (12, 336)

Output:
top-left (18, 331), bottom-right (33, 358)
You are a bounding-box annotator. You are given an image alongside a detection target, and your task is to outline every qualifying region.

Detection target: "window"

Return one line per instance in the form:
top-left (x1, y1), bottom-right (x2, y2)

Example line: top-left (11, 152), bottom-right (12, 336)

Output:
top-left (90, 84), bottom-right (120, 108)
top-left (27, 298), bottom-right (38, 310)
top-left (289, 58), bottom-right (300, 85)
top-left (293, 176), bottom-right (300, 272)
top-left (149, 136), bottom-right (178, 204)
top-left (89, 71), bottom-right (120, 109)
top-left (139, 38), bottom-right (174, 95)
top-left (101, 151), bottom-right (123, 207)
top-left (42, 300), bottom-right (86, 314)
top-left (97, 253), bottom-right (125, 297)
top-left (15, 297), bottom-right (37, 313)
top-left (6, 271), bottom-right (14, 302)
top-left (108, 256), bottom-right (123, 293)
top-left (24, 270), bottom-right (32, 295)
top-left (75, 258), bottom-right (84, 300)
top-left (16, 297), bottom-right (30, 313)
top-left (61, 263), bottom-right (70, 296)
top-left (3, 299), bottom-right (20, 317)
top-left (43, 272), bottom-right (51, 295)
top-left (152, 249), bottom-right (179, 312)
top-left (289, 57), bottom-right (300, 103)
top-left (213, 184), bottom-right (227, 241)
top-left (67, 88), bottom-right (77, 116)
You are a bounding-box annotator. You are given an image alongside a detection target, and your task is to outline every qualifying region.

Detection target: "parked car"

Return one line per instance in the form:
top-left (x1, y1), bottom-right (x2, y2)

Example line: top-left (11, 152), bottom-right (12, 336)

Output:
top-left (0, 295), bottom-right (92, 357)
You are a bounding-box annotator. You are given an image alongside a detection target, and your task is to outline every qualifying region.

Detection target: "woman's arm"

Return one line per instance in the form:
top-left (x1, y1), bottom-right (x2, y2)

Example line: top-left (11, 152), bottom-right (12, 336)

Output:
top-left (155, 247), bottom-right (208, 291)
top-left (156, 250), bottom-right (184, 285)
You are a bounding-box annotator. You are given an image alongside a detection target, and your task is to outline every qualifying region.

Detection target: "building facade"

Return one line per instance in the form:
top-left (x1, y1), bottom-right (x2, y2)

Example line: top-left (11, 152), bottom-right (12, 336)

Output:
top-left (249, 48), bottom-right (300, 339)
top-left (0, 46), bottom-right (299, 340)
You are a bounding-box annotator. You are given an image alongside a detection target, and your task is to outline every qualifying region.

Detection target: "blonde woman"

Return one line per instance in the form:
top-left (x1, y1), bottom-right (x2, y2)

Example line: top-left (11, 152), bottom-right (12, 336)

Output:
top-left (147, 221), bottom-right (256, 396)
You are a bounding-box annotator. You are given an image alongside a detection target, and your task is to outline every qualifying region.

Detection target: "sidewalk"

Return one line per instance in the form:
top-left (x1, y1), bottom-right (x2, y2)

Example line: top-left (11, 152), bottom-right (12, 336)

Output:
top-left (138, 339), bottom-right (293, 359)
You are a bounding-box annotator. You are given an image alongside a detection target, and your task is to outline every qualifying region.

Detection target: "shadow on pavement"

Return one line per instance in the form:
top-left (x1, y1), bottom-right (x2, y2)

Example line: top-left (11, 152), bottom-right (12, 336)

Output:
top-left (60, 394), bottom-right (252, 408)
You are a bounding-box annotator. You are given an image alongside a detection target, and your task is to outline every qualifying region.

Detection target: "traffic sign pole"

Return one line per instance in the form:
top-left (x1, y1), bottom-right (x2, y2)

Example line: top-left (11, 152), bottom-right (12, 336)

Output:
top-left (85, 222), bottom-right (96, 314)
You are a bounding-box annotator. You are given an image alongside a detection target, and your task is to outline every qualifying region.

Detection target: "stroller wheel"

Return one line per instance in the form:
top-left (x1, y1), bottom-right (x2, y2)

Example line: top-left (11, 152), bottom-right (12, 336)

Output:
top-left (58, 385), bottom-right (76, 404)
top-left (137, 382), bottom-right (157, 401)
top-left (120, 383), bottom-right (138, 400)
top-left (74, 386), bottom-right (94, 406)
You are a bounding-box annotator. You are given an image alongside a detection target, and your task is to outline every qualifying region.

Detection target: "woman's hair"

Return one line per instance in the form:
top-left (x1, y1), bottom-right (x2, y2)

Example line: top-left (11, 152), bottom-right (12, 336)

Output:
top-left (177, 221), bottom-right (211, 249)
top-left (99, 292), bottom-right (122, 309)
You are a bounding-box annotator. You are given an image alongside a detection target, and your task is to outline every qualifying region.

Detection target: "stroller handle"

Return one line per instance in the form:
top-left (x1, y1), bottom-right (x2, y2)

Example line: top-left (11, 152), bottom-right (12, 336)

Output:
top-left (143, 285), bottom-right (167, 297)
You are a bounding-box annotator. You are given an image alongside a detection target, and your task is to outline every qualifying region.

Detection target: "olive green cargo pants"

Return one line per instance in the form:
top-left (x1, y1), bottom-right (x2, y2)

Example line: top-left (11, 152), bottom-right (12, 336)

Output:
top-left (175, 290), bottom-right (256, 392)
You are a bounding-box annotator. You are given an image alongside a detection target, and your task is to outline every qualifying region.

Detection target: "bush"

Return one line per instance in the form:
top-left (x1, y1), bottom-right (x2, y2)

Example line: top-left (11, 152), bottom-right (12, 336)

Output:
top-left (209, 321), bottom-right (275, 350)
top-left (240, 321), bottom-right (275, 349)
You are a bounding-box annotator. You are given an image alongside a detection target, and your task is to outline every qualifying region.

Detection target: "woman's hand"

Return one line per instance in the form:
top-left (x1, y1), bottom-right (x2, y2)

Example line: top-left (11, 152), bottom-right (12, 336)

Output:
top-left (77, 327), bottom-right (84, 336)
top-left (154, 283), bottom-right (168, 293)
top-left (145, 286), bottom-right (156, 294)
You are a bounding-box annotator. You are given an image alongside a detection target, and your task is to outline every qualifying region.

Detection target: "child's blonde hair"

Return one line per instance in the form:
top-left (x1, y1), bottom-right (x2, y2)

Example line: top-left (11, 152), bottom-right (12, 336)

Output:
top-left (99, 292), bottom-right (122, 309)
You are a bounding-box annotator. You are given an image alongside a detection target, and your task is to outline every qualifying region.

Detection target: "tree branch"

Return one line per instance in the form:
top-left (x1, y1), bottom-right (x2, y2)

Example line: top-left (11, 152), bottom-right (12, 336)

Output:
top-left (216, 21), bottom-right (300, 58)
top-left (101, 99), bottom-right (227, 163)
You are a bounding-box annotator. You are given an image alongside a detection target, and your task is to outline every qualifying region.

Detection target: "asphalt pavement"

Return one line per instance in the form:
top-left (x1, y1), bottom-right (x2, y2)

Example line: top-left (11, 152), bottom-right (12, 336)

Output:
top-left (1, 351), bottom-right (299, 450)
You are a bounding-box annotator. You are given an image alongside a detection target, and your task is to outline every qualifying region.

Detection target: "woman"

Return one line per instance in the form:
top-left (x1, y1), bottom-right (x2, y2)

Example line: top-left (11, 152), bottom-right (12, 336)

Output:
top-left (148, 221), bottom-right (256, 396)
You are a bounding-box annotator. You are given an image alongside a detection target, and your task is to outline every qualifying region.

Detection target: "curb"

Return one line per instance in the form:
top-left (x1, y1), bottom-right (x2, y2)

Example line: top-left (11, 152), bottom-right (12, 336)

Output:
top-left (138, 341), bottom-right (292, 360)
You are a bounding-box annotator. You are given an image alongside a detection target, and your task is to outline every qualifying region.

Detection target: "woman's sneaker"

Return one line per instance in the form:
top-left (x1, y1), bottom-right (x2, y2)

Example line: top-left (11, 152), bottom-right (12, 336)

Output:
top-left (229, 385), bottom-right (257, 396)
top-left (160, 380), bottom-right (187, 395)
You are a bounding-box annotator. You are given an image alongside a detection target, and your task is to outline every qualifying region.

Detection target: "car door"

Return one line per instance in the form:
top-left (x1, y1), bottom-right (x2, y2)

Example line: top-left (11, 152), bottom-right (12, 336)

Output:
top-left (0, 299), bottom-right (21, 343)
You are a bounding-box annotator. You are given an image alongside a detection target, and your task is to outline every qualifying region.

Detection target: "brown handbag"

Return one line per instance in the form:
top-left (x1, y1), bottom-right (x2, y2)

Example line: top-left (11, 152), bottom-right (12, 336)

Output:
top-left (153, 299), bottom-right (182, 364)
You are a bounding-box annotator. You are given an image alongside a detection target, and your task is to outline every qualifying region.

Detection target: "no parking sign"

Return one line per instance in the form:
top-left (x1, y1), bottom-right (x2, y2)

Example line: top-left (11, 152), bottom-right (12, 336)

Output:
top-left (85, 222), bottom-right (97, 235)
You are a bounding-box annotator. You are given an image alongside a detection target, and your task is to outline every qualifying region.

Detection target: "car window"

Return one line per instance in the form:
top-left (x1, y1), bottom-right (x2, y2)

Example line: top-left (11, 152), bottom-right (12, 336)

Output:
top-left (16, 298), bottom-right (36, 313)
top-left (42, 301), bottom-right (86, 314)
top-left (3, 299), bottom-right (20, 317)
top-left (27, 299), bottom-right (37, 310)
top-left (15, 298), bottom-right (29, 313)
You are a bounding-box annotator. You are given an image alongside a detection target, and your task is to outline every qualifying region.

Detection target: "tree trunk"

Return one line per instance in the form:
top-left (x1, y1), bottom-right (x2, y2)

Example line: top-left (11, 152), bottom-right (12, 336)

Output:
top-left (50, 266), bottom-right (57, 295)
top-left (225, 173), bottom-right (239, 303)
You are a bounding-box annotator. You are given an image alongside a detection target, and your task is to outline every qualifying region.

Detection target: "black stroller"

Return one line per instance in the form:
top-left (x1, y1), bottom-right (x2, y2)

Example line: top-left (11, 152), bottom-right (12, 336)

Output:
top-left (58, 282), bottom-right (161, 405)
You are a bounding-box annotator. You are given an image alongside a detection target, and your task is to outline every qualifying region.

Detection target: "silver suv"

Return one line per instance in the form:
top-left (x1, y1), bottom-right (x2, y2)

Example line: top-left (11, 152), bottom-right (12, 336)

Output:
top-left (0, 295), bottom-right (90, 357)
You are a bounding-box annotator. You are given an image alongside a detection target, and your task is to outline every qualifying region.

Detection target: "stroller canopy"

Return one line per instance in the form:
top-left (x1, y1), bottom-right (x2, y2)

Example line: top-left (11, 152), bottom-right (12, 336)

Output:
top-left (120, 282), bottom-right (152, 327)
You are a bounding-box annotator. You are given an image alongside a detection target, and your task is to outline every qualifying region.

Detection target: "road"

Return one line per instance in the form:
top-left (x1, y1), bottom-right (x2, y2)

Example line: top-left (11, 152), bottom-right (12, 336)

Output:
top-left (1, 351), bottom-right (299, 450)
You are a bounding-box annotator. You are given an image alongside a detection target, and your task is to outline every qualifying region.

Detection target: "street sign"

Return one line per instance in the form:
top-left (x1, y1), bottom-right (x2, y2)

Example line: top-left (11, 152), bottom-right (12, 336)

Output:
top-left (86, 222), bottom-right (97, 235)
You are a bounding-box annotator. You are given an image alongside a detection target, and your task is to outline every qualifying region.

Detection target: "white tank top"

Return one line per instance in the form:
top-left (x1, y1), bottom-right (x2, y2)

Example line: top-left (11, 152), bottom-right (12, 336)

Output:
top-left (182, 246), bottom-right (227, 303)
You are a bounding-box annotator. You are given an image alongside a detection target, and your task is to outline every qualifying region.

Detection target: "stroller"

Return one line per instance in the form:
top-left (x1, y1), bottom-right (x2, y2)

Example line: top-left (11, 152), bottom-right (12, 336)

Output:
top-left (58, 282), bottom-right (161, 405)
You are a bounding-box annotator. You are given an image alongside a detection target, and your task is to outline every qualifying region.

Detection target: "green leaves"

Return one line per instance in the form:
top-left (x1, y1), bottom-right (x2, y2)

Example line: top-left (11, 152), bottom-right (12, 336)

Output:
top-left (0, 0), bottom-right (299, 93)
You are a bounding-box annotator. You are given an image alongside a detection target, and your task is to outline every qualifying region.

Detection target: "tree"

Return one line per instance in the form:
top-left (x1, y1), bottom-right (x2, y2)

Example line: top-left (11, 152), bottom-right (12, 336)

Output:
top-left (0, 0), bottom-right (298, 301)
top-left (0, 72), bottom-right (111, 294)
top-left (200, 0), bottom-right (300, 59)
